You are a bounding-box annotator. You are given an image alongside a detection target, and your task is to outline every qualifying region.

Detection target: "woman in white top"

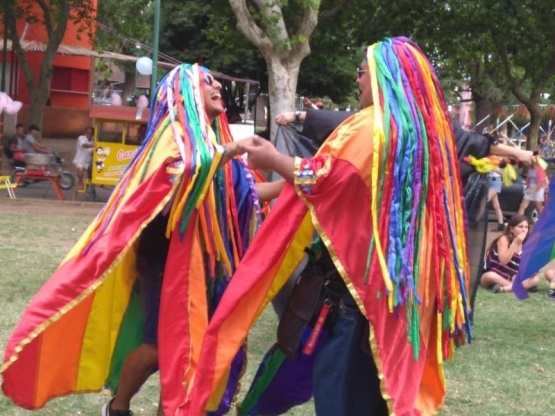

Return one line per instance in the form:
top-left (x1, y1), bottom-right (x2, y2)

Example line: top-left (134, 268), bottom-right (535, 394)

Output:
top-left (518, 165), bottom-right (548, 218)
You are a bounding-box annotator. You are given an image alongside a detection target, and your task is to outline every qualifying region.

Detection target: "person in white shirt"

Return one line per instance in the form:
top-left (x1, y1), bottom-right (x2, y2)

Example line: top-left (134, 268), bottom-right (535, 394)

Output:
top-left (72, 126), bottom-right (94, 200)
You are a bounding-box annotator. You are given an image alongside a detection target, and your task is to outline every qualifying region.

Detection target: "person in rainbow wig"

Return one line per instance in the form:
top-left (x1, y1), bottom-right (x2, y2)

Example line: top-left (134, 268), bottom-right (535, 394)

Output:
top-left (1, 64), bottom-right (282, 416)
top-left (171, 37), bottom-right (472, 416)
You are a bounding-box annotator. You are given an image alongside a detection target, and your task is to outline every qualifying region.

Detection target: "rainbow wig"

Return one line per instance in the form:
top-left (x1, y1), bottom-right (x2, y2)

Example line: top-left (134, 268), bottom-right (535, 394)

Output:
top-left (84, 64), bottom-right (261, 272)
top-left (365, 37), bottom-right (471, 354)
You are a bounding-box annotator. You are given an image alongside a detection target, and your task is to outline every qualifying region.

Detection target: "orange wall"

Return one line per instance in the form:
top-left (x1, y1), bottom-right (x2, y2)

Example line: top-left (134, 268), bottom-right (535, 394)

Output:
top-left (6, 1), bottom-right (97, 110)
top-left (16, 105), bottom-right (93, 138)
top-left (15, 1), bottom-right (97, 48)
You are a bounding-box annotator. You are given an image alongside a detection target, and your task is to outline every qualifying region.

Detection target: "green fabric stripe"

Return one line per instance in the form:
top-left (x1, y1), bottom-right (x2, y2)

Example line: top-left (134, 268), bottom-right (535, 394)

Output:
top-left (105, 283), bottom-right (144, 393)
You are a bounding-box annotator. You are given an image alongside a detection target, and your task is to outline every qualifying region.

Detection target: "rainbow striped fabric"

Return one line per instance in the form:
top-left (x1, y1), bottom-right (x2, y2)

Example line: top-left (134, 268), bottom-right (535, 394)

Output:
top-left (1, 64), bottom-right (260, 414)
top-left (179, 38), bottom-right (472, 415)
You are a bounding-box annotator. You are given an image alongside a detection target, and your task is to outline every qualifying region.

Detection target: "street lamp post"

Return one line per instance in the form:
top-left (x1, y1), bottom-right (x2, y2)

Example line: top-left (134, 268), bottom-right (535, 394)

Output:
top-left (150, 0), bottom-right (160, 97)
top-left (1, 0), bottom-right (8, 93)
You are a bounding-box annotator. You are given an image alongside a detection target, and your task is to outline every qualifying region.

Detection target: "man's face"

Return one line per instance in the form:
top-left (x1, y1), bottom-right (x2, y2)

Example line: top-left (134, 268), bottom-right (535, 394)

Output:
top-left (202, 72), bottom-right (224, 122)
top-left (30, 129), bottom-right (39, 137)
top-left (16, 127), bottom-right (24, 136)
top-left (357, 61), bottom-right (373, 109)
top-left (85, 128), bottom-right (93, 140)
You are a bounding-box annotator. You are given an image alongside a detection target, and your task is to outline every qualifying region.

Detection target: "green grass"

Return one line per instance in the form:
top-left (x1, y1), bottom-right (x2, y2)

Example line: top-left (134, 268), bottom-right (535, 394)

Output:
top-left (0, 208), bottom-right (554, 415)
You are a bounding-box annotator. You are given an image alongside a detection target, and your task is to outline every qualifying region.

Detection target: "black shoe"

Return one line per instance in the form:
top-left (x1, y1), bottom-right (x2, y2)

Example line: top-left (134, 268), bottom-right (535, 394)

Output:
top-left (548, 288), bottom-right (555, 301)
top-left (101, 398), bottom-right (134, 416)
top-left (494, 223), bottom-right (505, 232)
top-left (527, 285), bottom-right (539, 293)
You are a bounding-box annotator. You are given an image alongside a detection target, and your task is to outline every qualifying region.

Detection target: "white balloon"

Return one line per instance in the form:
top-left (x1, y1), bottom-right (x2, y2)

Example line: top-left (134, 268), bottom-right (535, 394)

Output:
top-left (136, 57), bottom-right (153, 76)
top-left (137, 94), bottom-right (149, 108)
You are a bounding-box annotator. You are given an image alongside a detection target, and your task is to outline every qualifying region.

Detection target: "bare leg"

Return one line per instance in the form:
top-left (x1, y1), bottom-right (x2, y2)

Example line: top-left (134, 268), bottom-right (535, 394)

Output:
top-left (517, 198), bottom-right (530, 215)
top-left (490, 191), bottom-right (504, 228)
top-left (111, 344), bottom-right (158, 411)
top-left (534, 200), bottom-right (543, 216)
top-left (72, 167), bottom-right (84, 201)
top-left (480, 271), bottom-right (511, 289)
top-left (499, 274), bottom-right (540, 293)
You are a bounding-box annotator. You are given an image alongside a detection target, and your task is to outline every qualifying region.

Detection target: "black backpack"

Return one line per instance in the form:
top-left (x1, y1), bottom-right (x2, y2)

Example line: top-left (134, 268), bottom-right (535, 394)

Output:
top-left (2, 136), bottom-right (15, 159)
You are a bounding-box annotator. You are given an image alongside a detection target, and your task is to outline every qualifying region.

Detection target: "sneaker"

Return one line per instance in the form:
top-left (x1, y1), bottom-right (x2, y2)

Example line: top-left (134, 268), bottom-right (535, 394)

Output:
top-left (548, 288), bottom-right (555, 301)
top-left (101, 398), bottom-right (134, 416)
top-left (494, 223), bottom-right (505, 232)
top-left (527, 285), bottom-right (539, 293)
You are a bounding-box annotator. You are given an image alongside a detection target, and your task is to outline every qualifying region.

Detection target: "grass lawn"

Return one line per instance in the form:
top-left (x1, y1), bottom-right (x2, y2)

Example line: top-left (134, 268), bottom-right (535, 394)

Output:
top-left (0, 205), bottom-right (554, 415)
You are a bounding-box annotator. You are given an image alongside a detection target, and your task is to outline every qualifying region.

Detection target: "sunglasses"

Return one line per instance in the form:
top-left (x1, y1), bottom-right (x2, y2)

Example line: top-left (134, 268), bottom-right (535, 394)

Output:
top-left (204, 73), bottom-right (215, 86)
top-left (357, 68), bottom-right (369, 79)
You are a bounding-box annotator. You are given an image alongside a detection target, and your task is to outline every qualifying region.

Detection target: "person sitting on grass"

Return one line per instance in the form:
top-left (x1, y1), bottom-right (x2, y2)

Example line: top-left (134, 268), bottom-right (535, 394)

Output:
top-left (481, 214), bottom-right (540, 293)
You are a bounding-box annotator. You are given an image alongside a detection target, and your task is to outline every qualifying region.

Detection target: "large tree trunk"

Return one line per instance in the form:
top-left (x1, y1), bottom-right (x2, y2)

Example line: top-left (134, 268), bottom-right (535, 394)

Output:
top-left (26, 64), bottom-right (54, 135)
top-left (474, 94), bottom-right (495, 133)
top-left (266, 57), bottom-right (300, 142)
top-left (121, 70), bottom-right (136, 105)
top-left (527, 104), bottom-right (542, 151)
top-left (228, 0), bottom-right (319, 141)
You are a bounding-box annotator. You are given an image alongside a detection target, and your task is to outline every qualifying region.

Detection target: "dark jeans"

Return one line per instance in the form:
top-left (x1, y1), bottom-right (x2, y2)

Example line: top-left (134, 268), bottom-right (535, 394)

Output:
top-left (136, 214), bottom-right (170, 346)
top-left (313, 292), bottom-right (388, 416)
top-left (137, 257), bottom-right (164, 346)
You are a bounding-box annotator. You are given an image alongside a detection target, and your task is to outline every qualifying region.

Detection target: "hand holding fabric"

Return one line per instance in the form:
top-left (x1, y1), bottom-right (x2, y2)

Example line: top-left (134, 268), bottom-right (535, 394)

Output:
top-left (275, 112), bottom-right (295, 125)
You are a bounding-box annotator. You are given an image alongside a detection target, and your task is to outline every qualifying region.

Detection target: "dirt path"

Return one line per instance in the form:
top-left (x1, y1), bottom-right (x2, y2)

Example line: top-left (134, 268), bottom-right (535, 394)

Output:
top-left (0, 198), bottom-right (103, 218)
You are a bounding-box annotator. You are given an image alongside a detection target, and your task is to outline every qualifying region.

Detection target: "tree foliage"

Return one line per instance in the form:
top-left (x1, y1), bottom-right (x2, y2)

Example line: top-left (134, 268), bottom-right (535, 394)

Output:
top-left (95, 0), bottom-right (153, 102)
top-left (2, 0), bottom-right (95, 127)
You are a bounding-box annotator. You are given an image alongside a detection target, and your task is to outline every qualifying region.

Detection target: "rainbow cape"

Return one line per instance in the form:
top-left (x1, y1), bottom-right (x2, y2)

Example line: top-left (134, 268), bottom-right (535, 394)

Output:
top-left (1, 64), bottom-right (260, 415)
top-left (179, 38), bottom-right (471, 415)
top-left (513, 177), bottom-right (555, 299)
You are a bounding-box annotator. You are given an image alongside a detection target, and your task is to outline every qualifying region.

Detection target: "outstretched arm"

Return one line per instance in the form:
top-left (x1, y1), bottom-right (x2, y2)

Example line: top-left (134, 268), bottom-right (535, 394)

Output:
top-left (255, 179), bottom-right (286, 203)
top-left (489, 143), bottom-right (535, 166)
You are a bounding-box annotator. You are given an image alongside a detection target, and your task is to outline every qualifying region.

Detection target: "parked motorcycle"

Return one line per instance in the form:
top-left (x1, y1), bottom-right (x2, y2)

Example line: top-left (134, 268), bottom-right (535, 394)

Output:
top-left (9, 151), bottom-right (75, 190)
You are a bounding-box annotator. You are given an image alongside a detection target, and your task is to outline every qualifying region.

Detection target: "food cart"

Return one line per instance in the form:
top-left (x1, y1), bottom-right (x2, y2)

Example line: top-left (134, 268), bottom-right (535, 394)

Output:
top-left (88, 104), bottom-right (149, 190)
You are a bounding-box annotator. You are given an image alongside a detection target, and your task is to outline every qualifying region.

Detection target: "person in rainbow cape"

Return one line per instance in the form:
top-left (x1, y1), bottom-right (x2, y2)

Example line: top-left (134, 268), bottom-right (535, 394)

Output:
top-left (174, 37), bottom-right (471, 416)
top-left (1, 64), bottom-right (282, 416)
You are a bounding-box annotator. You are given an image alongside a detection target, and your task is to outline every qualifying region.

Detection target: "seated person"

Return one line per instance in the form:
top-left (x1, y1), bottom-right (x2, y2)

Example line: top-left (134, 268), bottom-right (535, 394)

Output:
top-left (22, 124), bottom-right (52, 154)
top-left (125, 124), bottom-right (146, 145)
top-left (5, 123), bottom-right (28, 167)
top-left (481, 214), bottom-right (540, 293)
top-left (544, 267), bottom-right (555, 300)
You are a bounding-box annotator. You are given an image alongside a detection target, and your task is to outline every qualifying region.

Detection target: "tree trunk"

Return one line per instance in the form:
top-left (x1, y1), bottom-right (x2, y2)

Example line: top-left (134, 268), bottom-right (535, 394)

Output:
top-left (527, 105), bottom-right (542, 151)
top-left (27, 65), bottom-right (54, 138)
top-left (121, 70), bottom-right (136, 105)
top-left (266, 56), bottom-right (300, 141)
top-left (474, 95), bottom-right (495, 133)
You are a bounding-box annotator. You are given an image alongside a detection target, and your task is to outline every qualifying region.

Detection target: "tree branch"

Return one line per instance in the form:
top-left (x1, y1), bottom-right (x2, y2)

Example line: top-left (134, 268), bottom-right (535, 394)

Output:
top-left (229, 0), bottom-right (273, 51)
top-left (319, 0), bottom-right (351, 20)
top-left (36, 0), bottom-right (54, 36)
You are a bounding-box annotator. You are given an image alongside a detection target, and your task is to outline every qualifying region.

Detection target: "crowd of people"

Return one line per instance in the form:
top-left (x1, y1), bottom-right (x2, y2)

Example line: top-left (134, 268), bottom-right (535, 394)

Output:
top-left (1, 35), bottom-right (555, 416)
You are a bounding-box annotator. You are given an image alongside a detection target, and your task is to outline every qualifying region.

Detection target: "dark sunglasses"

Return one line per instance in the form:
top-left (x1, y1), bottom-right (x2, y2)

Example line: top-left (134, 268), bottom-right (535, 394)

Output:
top-left (204, 73), bottom-right (215, 86)
top-left (357, 68), bottom-right (369, 79)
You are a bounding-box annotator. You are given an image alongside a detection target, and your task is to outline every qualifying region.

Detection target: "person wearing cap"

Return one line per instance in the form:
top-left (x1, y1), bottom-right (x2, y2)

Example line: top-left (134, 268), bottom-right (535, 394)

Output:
top-left (21, 124), bottom-right (52, 154)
